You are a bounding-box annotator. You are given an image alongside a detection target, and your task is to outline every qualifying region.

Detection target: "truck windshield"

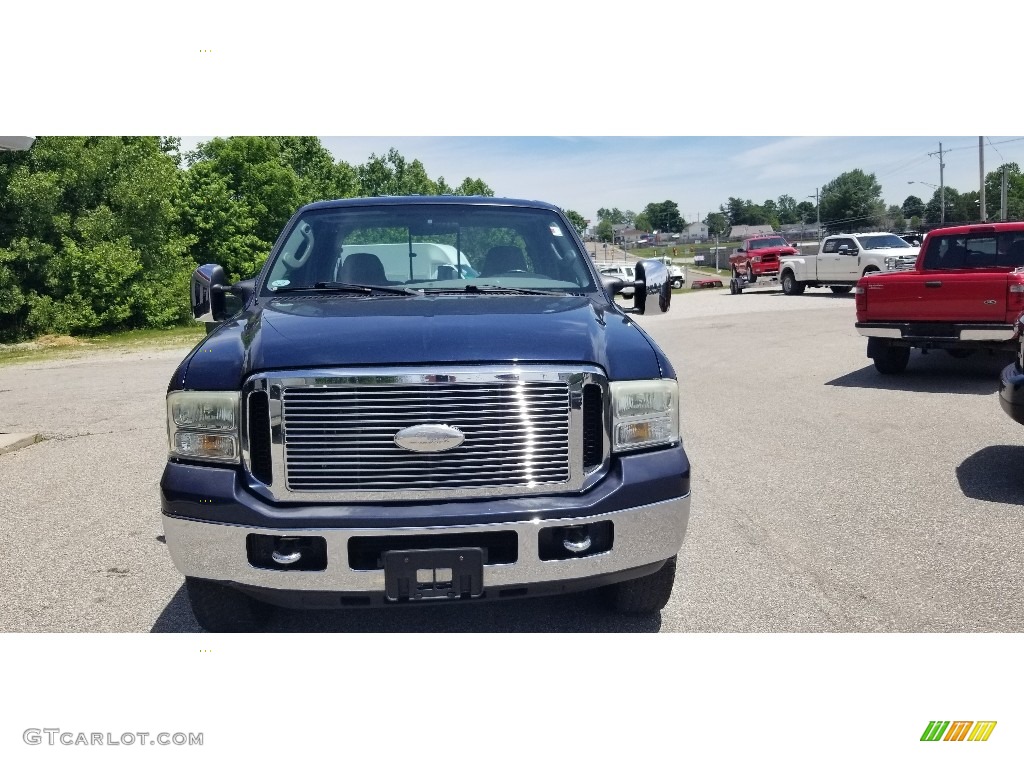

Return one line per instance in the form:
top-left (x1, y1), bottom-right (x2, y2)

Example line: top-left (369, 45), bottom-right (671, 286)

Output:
top-left (262, 203), bottom-right (596, 296)
top-left (859, 234), bottom-right (912, 249)
top-left (749, 237), bottom-right (788, 248)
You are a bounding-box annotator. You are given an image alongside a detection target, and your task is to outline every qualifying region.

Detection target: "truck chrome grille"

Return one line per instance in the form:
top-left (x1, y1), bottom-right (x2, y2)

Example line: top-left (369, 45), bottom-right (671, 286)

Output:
top-left (283, 382), bottom-right (570, 491)
top-left (241, 367), bottom-right (609, 502)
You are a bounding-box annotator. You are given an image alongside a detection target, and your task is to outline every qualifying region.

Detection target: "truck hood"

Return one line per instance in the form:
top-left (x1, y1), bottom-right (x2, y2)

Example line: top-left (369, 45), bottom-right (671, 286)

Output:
top-left (172, 294), bottom-right (667, 390)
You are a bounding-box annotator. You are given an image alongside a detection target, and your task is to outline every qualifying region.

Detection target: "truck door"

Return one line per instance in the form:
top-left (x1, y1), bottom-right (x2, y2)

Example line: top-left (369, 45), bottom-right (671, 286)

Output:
top-left (832, 237), bottom-right (859, 281)
top-left (819, 237), bottom-right (844, 280)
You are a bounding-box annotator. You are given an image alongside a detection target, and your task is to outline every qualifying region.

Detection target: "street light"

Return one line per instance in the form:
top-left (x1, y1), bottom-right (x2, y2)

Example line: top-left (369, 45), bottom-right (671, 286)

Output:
top-left (807, 188), bottom-right (820, 241)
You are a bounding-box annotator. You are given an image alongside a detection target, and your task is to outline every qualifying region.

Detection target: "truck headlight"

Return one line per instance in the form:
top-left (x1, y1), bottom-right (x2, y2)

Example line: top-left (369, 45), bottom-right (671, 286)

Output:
top-left (167, 391), bottom-right (240, 462)
top-left (610, 380), bottom-right (679, 452)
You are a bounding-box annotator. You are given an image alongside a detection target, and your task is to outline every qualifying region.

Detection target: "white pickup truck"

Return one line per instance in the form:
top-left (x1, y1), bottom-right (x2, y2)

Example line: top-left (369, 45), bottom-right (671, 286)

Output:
top-left (778, 232), bottom-right (919, 295)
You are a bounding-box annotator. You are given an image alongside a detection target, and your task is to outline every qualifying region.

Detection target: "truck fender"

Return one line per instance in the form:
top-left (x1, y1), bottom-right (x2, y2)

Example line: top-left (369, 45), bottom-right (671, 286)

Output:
top-left (778, 257), bottom-right (805, 278)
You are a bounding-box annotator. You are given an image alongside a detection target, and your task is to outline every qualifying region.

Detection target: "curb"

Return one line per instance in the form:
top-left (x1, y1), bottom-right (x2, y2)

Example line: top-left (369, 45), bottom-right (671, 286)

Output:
top-left (0, 433), bottom-right (39, 454)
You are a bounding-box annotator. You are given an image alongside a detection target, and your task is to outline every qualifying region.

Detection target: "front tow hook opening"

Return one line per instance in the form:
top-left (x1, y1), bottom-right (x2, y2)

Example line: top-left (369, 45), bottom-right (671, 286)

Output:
top-left (246, 534), bottom-right (327, 571)
top-left (562, 527), bottom-right (592, 553)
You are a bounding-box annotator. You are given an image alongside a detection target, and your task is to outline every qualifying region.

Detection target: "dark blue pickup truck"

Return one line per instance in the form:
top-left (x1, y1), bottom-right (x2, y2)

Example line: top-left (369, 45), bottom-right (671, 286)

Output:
top-left (161, 196), bottom-right (691, 631)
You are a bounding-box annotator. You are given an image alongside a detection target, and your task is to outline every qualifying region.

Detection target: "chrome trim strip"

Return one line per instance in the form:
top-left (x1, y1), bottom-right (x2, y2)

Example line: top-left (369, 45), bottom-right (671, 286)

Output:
top-left (856, 327), bottom-right (902, 338)
top-left (162, 494), bottom-right (690, 591)
top-left (960, 329), bottom-right (1016, 341)
top-left (240, 366), bottom-right (609, 503)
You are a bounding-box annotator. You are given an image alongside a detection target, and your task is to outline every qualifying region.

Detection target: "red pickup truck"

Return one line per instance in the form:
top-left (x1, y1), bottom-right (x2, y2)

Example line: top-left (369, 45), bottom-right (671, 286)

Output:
top-left (855, 223), bottom-right (1024, 373)
top-left (728, 235), bottom-right (799, 282)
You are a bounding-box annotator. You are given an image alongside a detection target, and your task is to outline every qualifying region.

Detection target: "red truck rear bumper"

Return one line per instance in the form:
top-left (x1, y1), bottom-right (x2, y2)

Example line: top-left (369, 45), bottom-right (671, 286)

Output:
top-left (855, 321), bottom-right (1016, 345)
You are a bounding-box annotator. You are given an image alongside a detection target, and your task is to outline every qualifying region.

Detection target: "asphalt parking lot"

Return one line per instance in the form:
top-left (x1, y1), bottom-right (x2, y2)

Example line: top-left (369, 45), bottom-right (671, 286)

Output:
top-left (2, 285), bottom-right (1022, 632)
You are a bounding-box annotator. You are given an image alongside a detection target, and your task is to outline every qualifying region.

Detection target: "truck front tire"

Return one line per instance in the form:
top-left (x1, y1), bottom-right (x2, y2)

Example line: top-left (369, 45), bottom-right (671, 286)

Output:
top-left (782, 272), bottom-right (804, 295)
top-left (871, 343), bottom-right (910, 374)
top-left (185, 577), bottom-right (273, 632)
top-left (602, 556), bottom-right (677, 615)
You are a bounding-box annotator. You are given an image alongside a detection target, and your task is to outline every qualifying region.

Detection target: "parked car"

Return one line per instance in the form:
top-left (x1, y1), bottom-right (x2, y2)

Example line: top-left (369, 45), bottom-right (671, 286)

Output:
top-left (999, 315), bottom-right (1024, 424)
top-left (779, 232), bottom-right (919, 295)
top-left (599, 263), bottom-right (636, 297)
top-left (855, 223), bottom-right (1024, 373)
top-left (728, 235), bottom-right (798, 282)
top-left (162, 196), bottom-right (688, 630)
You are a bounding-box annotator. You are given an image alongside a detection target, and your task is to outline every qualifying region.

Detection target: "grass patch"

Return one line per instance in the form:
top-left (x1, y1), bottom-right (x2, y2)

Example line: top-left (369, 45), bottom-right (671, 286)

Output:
top-left (0, 325), bottom-right (207, 367)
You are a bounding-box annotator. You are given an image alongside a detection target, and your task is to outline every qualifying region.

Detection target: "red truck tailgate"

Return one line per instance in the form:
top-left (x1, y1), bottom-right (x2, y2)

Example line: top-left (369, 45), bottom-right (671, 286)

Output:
top-left (860, 270), bottom-right (1011, 322)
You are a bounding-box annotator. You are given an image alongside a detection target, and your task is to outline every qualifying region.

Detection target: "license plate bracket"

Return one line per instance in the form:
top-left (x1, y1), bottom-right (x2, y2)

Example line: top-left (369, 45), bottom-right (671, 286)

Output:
top-left (383, 548), bottom-right (484, 601)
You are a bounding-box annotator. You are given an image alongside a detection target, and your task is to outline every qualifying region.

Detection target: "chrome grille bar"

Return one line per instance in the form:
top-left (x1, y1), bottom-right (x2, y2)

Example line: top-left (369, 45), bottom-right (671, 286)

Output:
top-left (240, 366), bottom-right (609, 502)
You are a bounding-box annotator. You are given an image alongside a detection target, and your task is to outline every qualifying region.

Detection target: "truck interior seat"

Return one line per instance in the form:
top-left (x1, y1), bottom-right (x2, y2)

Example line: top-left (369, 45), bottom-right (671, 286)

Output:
top-left (482, 245), bottom-right (527, 275)
top-left (337, 252), bottom-right (387, 284)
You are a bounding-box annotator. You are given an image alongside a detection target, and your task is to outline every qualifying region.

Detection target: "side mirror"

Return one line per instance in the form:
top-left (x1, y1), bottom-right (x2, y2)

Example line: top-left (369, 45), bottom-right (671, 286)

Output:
top-left (600, 274), bottom-right (626, 296)
top-left (191, 264), bottom-right (229, 323)
top-left (736, 247), bottom-right (746, 253)
top-left (191, 266), bottom-right (255, 324)
top-left (633, 259), bottom-right (672, 315)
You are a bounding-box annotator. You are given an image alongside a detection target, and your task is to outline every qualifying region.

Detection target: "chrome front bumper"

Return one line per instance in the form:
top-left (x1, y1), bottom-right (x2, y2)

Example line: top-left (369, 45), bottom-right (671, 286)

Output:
top-left (163, 494), bottom-right (690, 593)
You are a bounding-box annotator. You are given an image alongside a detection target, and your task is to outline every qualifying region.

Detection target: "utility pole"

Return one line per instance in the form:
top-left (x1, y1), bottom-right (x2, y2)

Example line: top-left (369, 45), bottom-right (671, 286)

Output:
top-left (815, 187), bottom-right (820, 240)
top-left (928, 143), bottom-right (946, 224)
top-left (979, 137), bottom-right (986, 222)
top-left (1002, 167), bottom-right (1009, 221)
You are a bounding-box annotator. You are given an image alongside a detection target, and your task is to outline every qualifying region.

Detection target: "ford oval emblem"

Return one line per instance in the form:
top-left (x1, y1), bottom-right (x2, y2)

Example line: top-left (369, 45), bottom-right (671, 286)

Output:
top-left (394, 424), bottom-right (465, 453)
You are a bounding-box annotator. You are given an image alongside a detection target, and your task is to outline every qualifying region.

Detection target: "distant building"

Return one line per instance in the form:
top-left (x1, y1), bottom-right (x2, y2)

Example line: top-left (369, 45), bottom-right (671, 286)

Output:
top-left (727, 224), bottom-right (776, 239)
top-left (683, 222), bottom-right (709, 241)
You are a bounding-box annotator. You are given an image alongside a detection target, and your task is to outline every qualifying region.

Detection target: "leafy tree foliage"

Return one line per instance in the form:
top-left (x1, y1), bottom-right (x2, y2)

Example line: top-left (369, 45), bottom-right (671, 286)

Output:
top-left (795, 200), bottom-right (816, 223)
top-left (641, 200), bottom-right (684, 232)
top-left (901, 195), bottom-right (924, 219)
top-left (924, 187), bottom-right (961, 224)
top-left (884, 205), bottom-right (906, 232)
top-left (562, 209), bottom-right (587, 237)
top-left (0, 137), bottom-right (495, 341)
top-left (703, 212), bottom-right (730, 237)
top-left (595, 220), bottom-right (614, 242)
top-left (819, 169), bottom-right (883, 234)
top-left (597, 207), bottom-right (628, 225)
top-left (984, 163), bottom-right (1024, 221)
top-left (0, 137), bottom-right (195, 340)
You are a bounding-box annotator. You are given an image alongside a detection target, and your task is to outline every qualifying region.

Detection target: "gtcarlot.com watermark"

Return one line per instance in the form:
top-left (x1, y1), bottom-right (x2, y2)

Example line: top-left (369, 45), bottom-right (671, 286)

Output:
top-left (23, 729), bottom-right (203, 747)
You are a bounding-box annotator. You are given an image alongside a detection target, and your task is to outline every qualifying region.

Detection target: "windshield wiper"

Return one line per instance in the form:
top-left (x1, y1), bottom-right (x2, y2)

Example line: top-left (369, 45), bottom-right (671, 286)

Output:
top-left (421, 285), bottom-right (567, 296)
top-left (270, 281), bottom-right (421, 296)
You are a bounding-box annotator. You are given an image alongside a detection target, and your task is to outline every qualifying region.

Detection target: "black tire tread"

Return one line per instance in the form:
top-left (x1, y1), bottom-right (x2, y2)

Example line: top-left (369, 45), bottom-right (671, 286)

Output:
top-left (603, 556), bottom-right (677, 615)
top-left (185, 577), bottom-right (273, 633)
top-left (872, 345), bottom-right (910, 375)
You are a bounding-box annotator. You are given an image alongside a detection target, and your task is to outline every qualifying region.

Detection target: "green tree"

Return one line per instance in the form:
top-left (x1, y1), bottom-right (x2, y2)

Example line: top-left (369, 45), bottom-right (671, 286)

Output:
top-left (597, 207), bottom-right (627, 225)
top-left (885, 205), bottom-right (906, 232)
top-left (795, 200), bottom-right (816, 223)
top-left (984, 163), bottom-right (1024, 221)
top-left (924, 187), bottom-right (969, 224)
top-left (595, 219), bottom-right (614, 242)
top-left (0, 136), bottom-right (194, 340)
top-left (819, 169), bottom-right (883, 233)
top-left (704, 212), bottom-right (730, 238)
top-left (641, 200), bottom-right (683, 233)
top-left (562, 209), bottom-right (587, 237)
top-left (776, 194), bottom-right (799, 225)
top-left (901, 195), bottom-right (925, 219)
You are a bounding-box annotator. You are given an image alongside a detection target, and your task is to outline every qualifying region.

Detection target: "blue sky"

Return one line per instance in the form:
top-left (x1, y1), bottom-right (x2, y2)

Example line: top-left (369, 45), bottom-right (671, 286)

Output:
top-left (181, 136), bottom-right (1024, 226)
top-left (15, 4), bottom-right (1021, 226)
